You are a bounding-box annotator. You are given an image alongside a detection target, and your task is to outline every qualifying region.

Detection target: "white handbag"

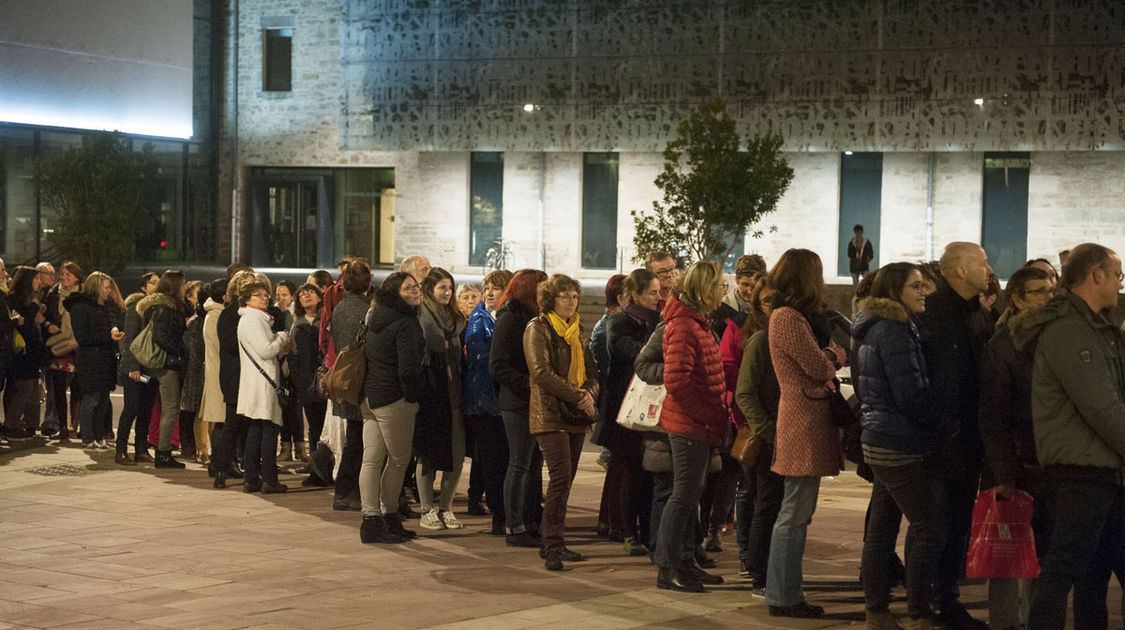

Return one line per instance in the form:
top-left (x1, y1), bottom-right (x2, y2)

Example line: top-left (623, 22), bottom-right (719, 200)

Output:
top-left (615, 374), bottom-right (667, 432)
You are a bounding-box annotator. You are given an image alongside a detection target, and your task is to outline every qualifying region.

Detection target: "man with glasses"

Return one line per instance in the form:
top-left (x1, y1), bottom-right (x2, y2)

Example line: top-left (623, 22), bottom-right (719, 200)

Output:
top-left (1023, 243), bottom-right (1125, 629)
top-left (645, 251), bottom-right (678, 311)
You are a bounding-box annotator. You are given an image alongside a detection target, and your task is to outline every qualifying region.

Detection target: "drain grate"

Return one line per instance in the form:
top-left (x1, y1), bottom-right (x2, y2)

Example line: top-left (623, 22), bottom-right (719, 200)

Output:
top-left (25, 464), bottom-right (87, 477)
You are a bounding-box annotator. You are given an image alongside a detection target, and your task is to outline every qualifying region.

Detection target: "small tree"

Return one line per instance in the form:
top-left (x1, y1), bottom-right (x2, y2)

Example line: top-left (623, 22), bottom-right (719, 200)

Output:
top-left (34, 131), bottom-right (159, 275)
top-left (632, 98), bottom-right (794, 265)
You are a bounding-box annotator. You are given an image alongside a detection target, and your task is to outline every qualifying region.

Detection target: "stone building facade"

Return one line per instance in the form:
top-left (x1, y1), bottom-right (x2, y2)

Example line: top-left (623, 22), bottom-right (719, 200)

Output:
top-left (223, 0), bottom-right (1124, 280)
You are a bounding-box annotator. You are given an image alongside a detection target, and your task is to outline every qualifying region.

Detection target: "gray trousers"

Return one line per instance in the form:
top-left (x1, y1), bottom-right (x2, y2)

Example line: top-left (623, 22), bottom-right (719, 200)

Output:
top-left (359, 398), bottom-right (417, 517)
top-left (153, 368), bottom-right (182, 450)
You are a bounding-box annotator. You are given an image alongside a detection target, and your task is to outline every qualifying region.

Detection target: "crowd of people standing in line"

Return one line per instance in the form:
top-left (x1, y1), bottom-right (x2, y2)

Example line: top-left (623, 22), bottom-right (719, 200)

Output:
top-left (2, 240), bottom-right (1123, 630)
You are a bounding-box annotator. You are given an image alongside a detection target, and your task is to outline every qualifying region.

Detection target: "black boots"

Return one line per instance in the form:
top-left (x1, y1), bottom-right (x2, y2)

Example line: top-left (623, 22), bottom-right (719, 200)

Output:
top-left (154, 449), bottom-right (186, 469)
top-left (384, 513), bottom-right (417, 539)
top-left (360, 515), bottom-right (406, 544)
top-left (656, 566), bottom-right (705, 593)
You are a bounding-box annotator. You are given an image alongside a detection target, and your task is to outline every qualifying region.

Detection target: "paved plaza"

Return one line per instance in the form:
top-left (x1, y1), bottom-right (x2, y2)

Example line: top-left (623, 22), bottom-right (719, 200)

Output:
top-left (0, 401), bottom-right (1109, 629)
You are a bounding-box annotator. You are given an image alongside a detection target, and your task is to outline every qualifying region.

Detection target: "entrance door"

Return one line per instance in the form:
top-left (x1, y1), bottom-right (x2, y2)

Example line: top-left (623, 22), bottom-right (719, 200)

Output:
top-left (253, 177), bottom-right (327, 268)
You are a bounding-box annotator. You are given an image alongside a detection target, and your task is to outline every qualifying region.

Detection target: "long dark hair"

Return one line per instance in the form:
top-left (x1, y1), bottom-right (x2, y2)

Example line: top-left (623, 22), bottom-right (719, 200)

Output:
top-left (421, 267), bottom-right (462, 323)
top-left (766, 248), bottom-right (824, 315)
top-left (870, 262), bottom-right (920, 305)
top-left (10, 266), bottom-right (38, 305)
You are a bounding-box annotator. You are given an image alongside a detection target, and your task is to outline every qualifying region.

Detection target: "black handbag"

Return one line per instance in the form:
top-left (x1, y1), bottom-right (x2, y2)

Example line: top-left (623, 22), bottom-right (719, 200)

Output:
top-left (239, 341), bottom-right (293, 410)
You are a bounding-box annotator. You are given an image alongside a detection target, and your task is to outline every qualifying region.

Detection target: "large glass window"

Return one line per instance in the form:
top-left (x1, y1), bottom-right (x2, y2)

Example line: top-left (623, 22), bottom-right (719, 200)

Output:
top-left (135, 140), bottom-right (185, 262)
top-left (581, 152), bottom-right (618, 269)
top-left (981, 152), bottom-right (1030, 279)
top-left (37, 131), bottom-right (84, 261)
top-left (469, 152), bottom-right (503, 266)
top-left (249, 167), bottom-right (395, 269)
top-left (837, 152), bottom-right (883, 277)
top-left (263, 28), bottom-right (293, 92)
top-left (0, 127), bottom-right (37, 263)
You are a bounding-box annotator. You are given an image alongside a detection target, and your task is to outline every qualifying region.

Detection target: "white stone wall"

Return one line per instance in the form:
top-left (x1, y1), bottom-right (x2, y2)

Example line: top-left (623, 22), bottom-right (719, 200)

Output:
top-left (879, 153), bottom-right (932, 265)
top-left (1028, 152), bottom-right (1125, 263)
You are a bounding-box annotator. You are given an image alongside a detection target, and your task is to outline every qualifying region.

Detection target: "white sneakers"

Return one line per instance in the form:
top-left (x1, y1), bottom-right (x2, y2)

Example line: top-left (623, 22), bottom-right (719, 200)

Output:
top-left (419, 508), bottom-right (464, 530)
top-left (82, 440), bottom-right (109, 450)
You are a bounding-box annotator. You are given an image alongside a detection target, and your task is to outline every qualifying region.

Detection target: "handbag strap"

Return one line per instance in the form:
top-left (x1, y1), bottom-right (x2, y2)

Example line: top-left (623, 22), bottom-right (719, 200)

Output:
top-left (239, 341), bottom-right (283, 393)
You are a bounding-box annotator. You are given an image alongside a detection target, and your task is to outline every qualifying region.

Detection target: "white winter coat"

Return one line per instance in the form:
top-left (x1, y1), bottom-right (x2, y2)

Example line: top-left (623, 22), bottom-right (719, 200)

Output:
top-left (199, 298), bottom-right (226, 423)
top-left (236, 306), bottom-right (291, 425)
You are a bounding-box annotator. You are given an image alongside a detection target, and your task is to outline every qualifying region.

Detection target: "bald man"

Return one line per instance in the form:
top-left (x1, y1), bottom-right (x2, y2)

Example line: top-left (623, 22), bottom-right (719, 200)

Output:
top-left (912, 241), bottom-right (993, 628)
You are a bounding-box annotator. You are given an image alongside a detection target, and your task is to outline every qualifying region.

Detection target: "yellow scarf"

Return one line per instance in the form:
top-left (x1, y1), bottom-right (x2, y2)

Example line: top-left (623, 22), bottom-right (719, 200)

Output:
top-left (548, 311), bottom-right (585, 386)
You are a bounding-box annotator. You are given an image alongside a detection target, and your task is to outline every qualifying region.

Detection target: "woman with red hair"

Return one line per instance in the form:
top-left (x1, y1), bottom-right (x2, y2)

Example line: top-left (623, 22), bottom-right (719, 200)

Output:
top-left (489, 268), bottom-right (548, 547)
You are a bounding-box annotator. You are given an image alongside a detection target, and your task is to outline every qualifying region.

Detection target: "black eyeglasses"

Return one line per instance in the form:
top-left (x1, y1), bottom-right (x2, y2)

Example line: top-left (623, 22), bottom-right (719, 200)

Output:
top-left (1101, 266), bottom-right (1125, 283)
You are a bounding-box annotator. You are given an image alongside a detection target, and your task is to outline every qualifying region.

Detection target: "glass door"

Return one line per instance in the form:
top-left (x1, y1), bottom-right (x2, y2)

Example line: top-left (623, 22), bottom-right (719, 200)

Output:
top-left (253, 177), bottom-right (325, 268)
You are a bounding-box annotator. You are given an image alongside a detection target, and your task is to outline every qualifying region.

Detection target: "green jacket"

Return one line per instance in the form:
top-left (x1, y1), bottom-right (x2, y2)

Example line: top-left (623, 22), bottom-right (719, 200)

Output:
top-left (1013, 291), bottom-right (1125, 479)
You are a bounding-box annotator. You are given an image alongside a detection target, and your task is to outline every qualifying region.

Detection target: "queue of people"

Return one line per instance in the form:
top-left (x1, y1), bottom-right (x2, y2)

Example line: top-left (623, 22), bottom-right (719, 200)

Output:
top-left (2, 241), bottom-right (1122, 630)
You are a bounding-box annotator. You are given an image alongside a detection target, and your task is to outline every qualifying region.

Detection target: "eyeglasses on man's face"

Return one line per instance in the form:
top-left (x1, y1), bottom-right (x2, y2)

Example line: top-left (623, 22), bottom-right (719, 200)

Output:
top-left (1101, 266), bottom-right (1125, 283)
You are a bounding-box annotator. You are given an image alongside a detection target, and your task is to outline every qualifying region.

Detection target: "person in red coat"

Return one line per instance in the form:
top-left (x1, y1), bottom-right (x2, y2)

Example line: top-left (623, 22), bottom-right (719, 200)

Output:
top-left (764, 249), bottom-right (846, 619)
top-left (653, 260), bottom-right (730, 593)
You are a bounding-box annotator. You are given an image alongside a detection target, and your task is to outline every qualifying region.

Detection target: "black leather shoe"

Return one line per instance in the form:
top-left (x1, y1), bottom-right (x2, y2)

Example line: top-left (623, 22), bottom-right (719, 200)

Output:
top-left (544, 551), bottom-right (563, 571)
top-left (689, 564), bottom-right (724, 585)
top-left (656, 567), bottom-right (704, 593)
top-left (768, 602), bottom-right (824, 618)
top-left (935, 603), bottom-right (989, 629)
top-left (467, 501), bottom-right (488, 516)
top-left (333, 494), bottom-right (362, 511)
top-left (385, 513), bottom-right (417, 539)
top-left (506, 532), bottom-right (539, 547)
top-left (213, 471), bottom-right (227, 489)
top-left (360, 515), bottom-right (406, 544)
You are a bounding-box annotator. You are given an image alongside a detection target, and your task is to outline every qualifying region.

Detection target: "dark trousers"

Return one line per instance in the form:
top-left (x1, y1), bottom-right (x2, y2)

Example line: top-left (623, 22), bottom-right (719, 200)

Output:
top-left (864, 461), bottom-right (947, 619)
top-left (619, 454), bottom-right (652, 543)
top-left (467, 414), bottom-right (509, 526)
top-left (930, 459), bottom-right (981, 612)
top-left (598, 455), bottom-right (626, 531)
top-left (280, 399), bottom-right (304, 443)
top-left (304, 400), bottom-right (327, 447)
top-left (1028, 469), bottom-right (1125, 630)
top-left (335, 419), bottom-right (363, 499)
top-left (116, 377), bottom-right (157, 455)
top-left (3, 378), bottom-right (38, 434)
top-left (537, 430), bottom-right (584, 552)
top-left (735, 444), bottom-right (784, 584)
top-left (78, 390), bottom-right (110, 445)
top-left (502, 410), bottom-right (544, 534)
top-left (653, 434), bottom-right (711, 569)
top-left (177, 410), bottom-right (197, 453)
top-left (47, 369), bottom-right (76, 435)
top-left (213, 402), bottom-right (249, 471)
top-left (244, 419), bottom-right (280, 485)
top-left (700, 453), bottom-right (740, 534)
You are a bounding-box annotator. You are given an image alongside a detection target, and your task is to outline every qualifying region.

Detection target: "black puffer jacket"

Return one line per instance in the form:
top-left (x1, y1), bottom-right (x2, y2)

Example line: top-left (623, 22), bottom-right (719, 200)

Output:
top-left (489, 299), bottom-right (536, 413)
top-left (218, 301), bottom-right (241, 404)
top-left (979, 311), bottom-right (1039, 488)
top-left (365, 291), bottom-right (424, 409)
top-left (136, 293), bottom-right (188, 369)
top-left (66, 292), bottom-right (118, 395)
top-left (853, 297), bottom-right (950, 454)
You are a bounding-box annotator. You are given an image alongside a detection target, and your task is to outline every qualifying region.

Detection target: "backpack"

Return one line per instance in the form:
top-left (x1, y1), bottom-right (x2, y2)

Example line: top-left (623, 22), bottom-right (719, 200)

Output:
top-left (323, 324), bottom-right (366, 406)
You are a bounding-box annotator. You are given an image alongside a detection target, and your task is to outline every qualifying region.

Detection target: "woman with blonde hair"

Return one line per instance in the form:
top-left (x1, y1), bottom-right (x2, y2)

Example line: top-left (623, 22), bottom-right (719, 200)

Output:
top-left (43, 260), bottom-right (84, 439)
top-left (524, 273), bottom-right (599, 570)
top-left (653, 260), bottom-right (730, 592)
top-left (763, 249), bottom-right (845, 618)
top-left (66, 272), bottom-right (124, 451)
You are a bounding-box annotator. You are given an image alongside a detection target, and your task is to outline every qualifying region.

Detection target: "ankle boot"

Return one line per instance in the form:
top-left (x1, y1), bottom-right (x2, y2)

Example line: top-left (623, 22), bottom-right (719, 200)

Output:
top-left (278, 442), bottom-right (293, 462)
top-left (213, 471), bottom-right (227, 489)
top-left (154, 449), bottom-right (186, 469)
top-left (295, 441), bottom-right (310, 462)
top-left (360, 515), bottom-right (406, 544)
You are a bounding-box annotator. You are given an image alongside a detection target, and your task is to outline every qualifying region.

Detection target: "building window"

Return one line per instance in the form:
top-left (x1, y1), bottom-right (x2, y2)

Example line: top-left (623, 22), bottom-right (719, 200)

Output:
top-left (581, 152), bottom-right (618, 269)
top-left (837, 152), bottom-right (883, 277)
top-left (262, 28), bottom-right (292, 92)
top-left (469, 152), bottom-right (503, 266)
top-left (981, 152), bottom-right (1030, 279)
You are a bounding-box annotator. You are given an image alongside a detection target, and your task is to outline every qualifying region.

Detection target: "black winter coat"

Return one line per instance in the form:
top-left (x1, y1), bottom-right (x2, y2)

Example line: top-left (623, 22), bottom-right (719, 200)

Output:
top-left (66, 292), bottom-right (118, 395)
top-left (853, 298), bottom-right (949, 455)
top-left (915, 278), bottom-right (989, 464)
top-left (489, 299), bottom-right (535, 413)
top-left (218, 301), bottom-right (241, 404)
top-left (365, 293), bottom-right (424, 409)
top-left (591, 309), bottom-right (655, 455)
top-left (978, 314), bottom-right (1039, 489)
top-left (9, 296), bottom-right (45, 380)
top-left (290, 313), bottom-right (322, 406)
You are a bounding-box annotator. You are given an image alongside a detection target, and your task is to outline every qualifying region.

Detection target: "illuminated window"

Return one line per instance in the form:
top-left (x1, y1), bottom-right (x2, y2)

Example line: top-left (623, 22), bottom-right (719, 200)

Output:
top-left (581, 153), bottom-right (618, 269)
top-left (469, 152), bottom-right (503, 266)
top-left (982, 153), bottom-right (1030, 279)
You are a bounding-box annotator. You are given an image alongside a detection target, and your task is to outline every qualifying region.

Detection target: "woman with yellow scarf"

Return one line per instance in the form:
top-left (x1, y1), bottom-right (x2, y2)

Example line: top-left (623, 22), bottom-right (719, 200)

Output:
top-left (523, 273), bottom-right (600, 571)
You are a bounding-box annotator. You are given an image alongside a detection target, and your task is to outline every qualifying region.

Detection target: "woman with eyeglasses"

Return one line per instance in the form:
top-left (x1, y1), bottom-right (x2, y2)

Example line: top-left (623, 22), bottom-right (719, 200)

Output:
top-left (853, 262), bottom-right (952, 629)
top-left (978, 264), bottom-right (1056, 629)
top-left (236, 280), bottom-right (292, 493)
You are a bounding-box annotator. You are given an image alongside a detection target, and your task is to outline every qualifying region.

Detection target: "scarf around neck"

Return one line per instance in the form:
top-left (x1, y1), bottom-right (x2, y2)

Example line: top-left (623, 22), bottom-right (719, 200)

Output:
top-left (548, 311), bottom-right (585, 386)
top-left (624, 303), bottom-right (660, 331)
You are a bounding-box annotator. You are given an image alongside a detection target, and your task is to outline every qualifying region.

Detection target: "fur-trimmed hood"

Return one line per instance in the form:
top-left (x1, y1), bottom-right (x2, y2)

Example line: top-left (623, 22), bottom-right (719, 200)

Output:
top-left (852, 297), bottom-right (909, 341)
top-left (124, 291), bottom-right (146, 310)
top-left (136, 292), bottom-right (178, 319)
top-left (1008, 293), bottom-right (1075, 351)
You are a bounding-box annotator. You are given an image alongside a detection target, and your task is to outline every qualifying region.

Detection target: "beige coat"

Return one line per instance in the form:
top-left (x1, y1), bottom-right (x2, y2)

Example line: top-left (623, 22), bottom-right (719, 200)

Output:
top-left (198, 298), bottom-right (226, 423)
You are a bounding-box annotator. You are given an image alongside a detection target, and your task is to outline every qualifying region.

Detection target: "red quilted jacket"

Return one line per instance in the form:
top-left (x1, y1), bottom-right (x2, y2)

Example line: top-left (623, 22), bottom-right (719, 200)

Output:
top-left (659, 295), bottom-right (729, 447)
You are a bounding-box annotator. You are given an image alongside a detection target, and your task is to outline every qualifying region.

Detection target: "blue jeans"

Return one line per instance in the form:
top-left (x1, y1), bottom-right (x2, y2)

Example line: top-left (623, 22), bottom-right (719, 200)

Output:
top-left (244, 419), bottom-right (280, 486)
top-left (502, 410), bottom-right (542, 534)
top-left (78, 390), bottom-right (110, 445)
top-left (653, 433), bottom-right (711, 570)
top-left (863, 462), bottom-right (946, 618)
top-left (765, 475), bottom-right (820, 607)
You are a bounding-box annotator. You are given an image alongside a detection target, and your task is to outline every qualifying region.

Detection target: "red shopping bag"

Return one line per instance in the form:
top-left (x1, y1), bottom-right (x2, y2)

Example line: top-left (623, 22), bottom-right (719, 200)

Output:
top-left (965, 489), bottom-right (1040, 579)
